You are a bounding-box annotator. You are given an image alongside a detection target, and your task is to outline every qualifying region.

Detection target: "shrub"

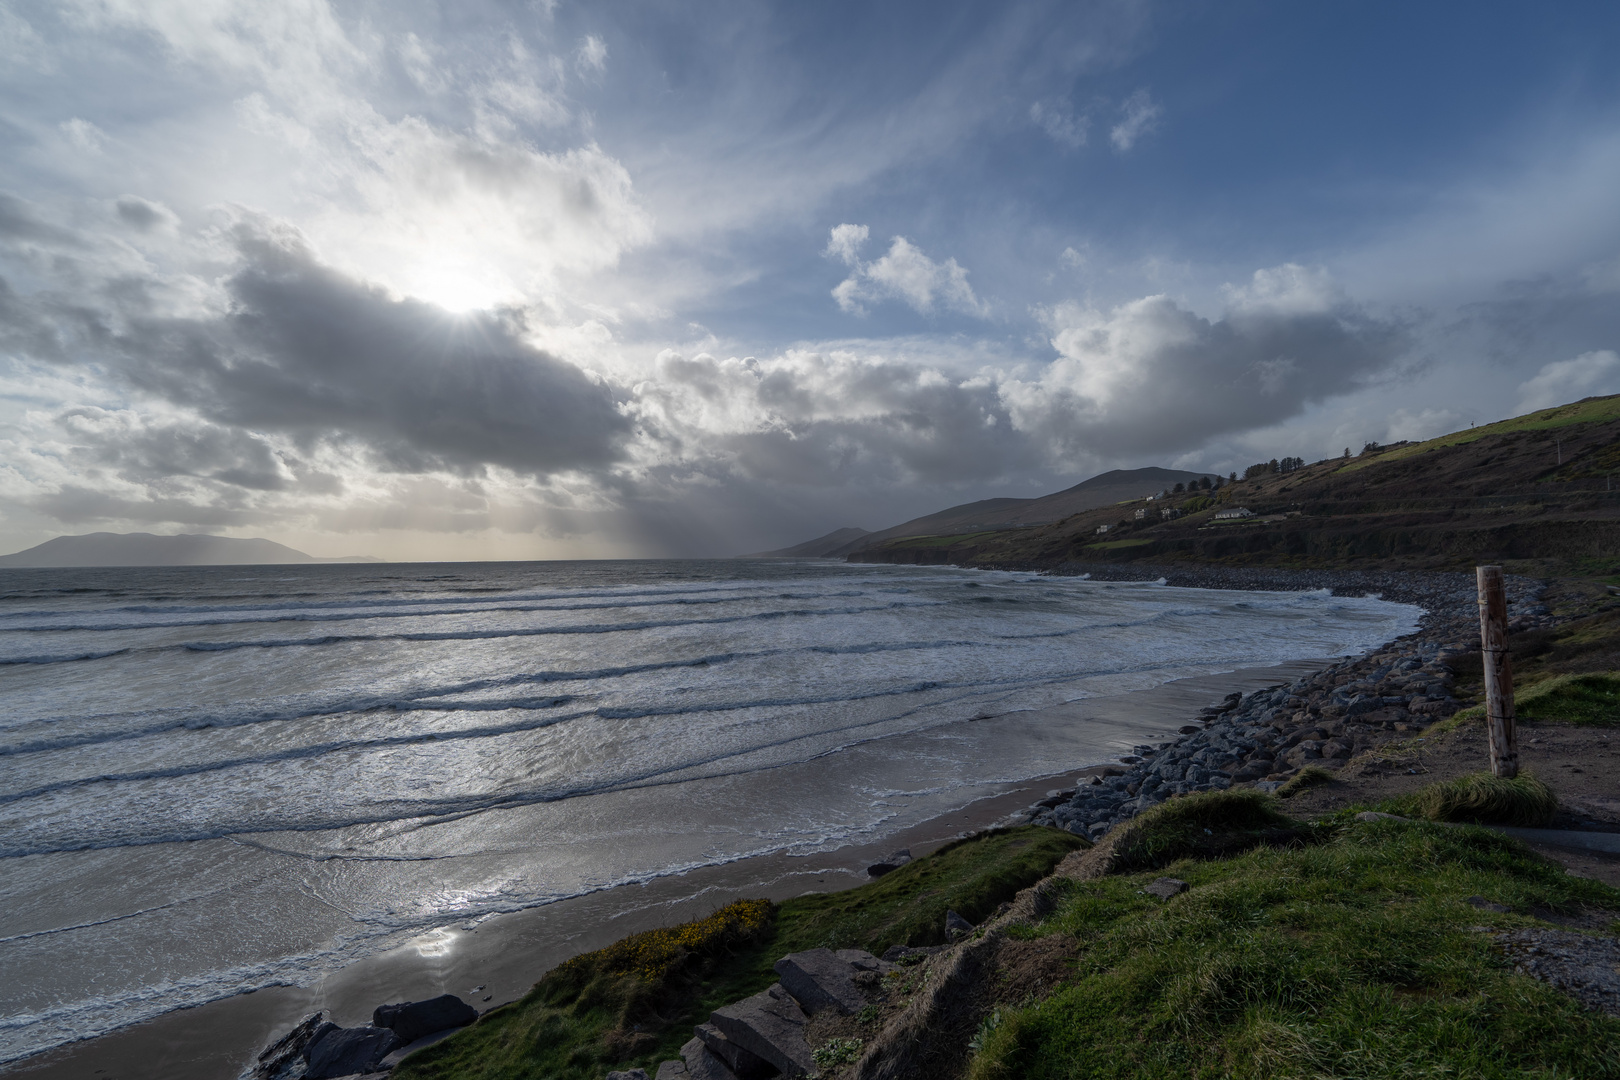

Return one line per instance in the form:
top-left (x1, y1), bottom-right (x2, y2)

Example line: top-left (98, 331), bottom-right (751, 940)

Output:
top-left (1412, 772), bottom-right (1558, 826)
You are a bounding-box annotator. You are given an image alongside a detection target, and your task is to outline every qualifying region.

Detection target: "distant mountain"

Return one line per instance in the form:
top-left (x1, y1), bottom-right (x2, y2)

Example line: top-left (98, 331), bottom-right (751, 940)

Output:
top-left (0, 533), bottom-right (382, 568)
top-left (746, 527), bottom-right (872, 558)
top-left (809, 467), bottom-right (1216, 558)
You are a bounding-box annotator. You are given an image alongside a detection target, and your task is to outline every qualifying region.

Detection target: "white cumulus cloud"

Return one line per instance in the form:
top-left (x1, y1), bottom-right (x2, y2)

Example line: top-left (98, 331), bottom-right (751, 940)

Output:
top-left (831, 234), bottom-right (987, 318)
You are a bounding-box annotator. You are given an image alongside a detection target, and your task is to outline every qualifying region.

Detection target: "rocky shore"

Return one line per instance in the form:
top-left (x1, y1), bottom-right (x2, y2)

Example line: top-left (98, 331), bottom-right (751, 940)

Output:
top-left (1016, 566), bottom-right (1548, 839)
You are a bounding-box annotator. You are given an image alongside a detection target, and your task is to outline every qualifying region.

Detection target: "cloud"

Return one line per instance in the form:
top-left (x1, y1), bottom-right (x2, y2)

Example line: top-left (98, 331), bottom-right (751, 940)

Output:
top-left (825, 223), bottom-right (869, 266)
top-left (1515, 350), bottom-right (1620, 413)
top-left (113, 195), bottom-right (178, 233)
top-left (1030, 100), bottom-right (1088, 149)
top-left (832, 235), bottom-right (988, 317)
top-left (577, 34), bottom-right (607, 73)
top-left (1110, 88), bottom-right (1161, 152)
top-left (1001, 265), bottom-right (1404, 456)
top-left (4, 218), bottom-right (633, 477)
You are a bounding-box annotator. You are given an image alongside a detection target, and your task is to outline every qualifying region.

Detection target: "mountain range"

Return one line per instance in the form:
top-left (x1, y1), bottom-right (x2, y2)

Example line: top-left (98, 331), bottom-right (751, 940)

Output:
top-left (0, 533), bottom-right (382, 568)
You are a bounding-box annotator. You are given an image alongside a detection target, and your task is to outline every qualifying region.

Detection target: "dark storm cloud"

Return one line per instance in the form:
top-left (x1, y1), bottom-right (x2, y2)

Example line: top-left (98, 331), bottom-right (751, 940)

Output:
top-left (100, 223), bottom-right (631, 476)
top-left (54, 407), bottom-right (291, 491)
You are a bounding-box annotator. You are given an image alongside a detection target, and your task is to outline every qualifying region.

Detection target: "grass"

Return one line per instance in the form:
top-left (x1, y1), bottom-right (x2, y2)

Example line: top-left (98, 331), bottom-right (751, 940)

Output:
top-left (1433, 670), bottom-right (1620, 734)
top-left (1516, 672), bottom-right (1620, 726)
top-left (1102, 790), bottom-right (1314, 874)
top-left (393, 826), bottom-right (1084, 1080)
top-left (1274, 765), bottom-right (1334, 798)
top-left (969, 809), bottom-right (1620, 1079)
top-left (1085, 538), bottom-right (1155, 551)
top-left (1337, 393), bottom-right (1620, 472)
top-left (879, 530), bottom-right (1009, 549)
top-left (1382, 771), bottom-right (1560, 827)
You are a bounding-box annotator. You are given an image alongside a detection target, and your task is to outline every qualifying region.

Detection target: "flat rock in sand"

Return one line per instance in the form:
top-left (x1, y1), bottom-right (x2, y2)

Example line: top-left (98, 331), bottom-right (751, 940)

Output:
top-left (709, 983), bottom-right (816, 1077)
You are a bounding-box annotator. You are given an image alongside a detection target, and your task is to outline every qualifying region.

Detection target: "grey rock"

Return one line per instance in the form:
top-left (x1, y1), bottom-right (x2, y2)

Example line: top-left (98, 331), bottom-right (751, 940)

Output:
top-left (681, 1036), bottom-right (742, 1080)
top-left (656, 1060), bottom-right (692, 1080)
top-left (607, 1070), bottom-right (650, 1080)
top-left (1143, 878), bottom-right (1189, 899)
top-left (372, 993), bottom-right (478, 1044)
top-left (774, 948), bottom-right (867, 1015)
top-left (945, 909), bottom-right (975, 941)
top-left (248, 1012), bottom-right (327, 1080)
top-left (709, 985), bottom-right (815, 1077)
top-left (1499, 929), bottom-right (1620, 1017)
top-left (1466, 895), bottom-right (1511, 914)
top-left (865, 848), bottom-right (913, 877)
top-left (304, 1025), bottom-right (401, 1080)
top-left (692, 1022), bottom-right (774, 1079)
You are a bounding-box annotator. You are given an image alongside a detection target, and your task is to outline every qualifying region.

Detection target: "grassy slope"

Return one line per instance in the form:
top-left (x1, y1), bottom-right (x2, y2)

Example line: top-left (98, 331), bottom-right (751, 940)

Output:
top-left (1338, 394), bottom-right (1620, 472)
top-left (854, 392), bottom-right (1620, 576)
top-left (970, 814), bottom-right (1620, 1080)
top-left (394, 827), bottom-right (1085, 1080)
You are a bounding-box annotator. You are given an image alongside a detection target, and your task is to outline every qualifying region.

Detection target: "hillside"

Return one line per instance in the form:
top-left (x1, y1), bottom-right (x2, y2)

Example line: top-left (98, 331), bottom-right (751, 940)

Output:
top-left (747, 526), bottom-right (872, 558)
top-left (0, 532), bottom-right (381, 567)
top-left (770, 467), bottom-right (1217, 559)
top-left (851, 394), bottom-right (1620, 577)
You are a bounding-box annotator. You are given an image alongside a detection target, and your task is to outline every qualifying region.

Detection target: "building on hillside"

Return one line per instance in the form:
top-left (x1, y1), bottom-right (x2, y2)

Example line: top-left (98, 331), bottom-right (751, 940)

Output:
top-left (1160, 507), bottom-right (1183, 520)
top-left (1096, 524), bottom-right (1112, 535)
top-left (1214, 506), bottom-right (1255, 520)
top-left (1133, 508), bottom-right (1147, 520)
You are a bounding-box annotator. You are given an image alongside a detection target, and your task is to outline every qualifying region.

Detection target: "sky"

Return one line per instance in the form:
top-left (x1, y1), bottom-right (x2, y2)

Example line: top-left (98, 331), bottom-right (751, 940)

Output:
top-left (1, 1), bottom-right (1619, 560)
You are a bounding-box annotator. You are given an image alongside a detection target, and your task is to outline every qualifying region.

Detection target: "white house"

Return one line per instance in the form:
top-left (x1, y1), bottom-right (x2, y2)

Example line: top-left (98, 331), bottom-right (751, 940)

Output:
top-left (1096, 524), bottom-right (1112, 535)
top-left (1214, 507), bottom-right (1255, 520)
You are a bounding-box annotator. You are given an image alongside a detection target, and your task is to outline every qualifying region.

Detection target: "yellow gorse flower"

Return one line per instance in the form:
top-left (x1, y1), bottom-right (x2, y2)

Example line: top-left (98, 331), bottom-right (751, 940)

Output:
top-left (555, 898), bottom-right (773, 985)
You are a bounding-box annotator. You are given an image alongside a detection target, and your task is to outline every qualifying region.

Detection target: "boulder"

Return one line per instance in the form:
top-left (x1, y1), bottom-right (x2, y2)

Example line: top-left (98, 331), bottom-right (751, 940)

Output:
top-left (248, 1012), bottom-right (327, 1080)
top-left (865, 849), bottom-right (912, 877)
top-left (1143, 878), bottom-right (1189, 900)
top-left (708, 984), bottom-right (816, 1077)
top-left (774, 948), bottom-right (867, 1015)
top-left (681, 1036), bottom-right (741, 1080)
top-left (656, 1061), bottom-right (692, 1080)
top-left (372, 993), bottom-right (478, 1044)
top-left (692, 1022), bottom-right (773, 1079)
top-left (944, 909), bottom-right (974, 941)
top-left (607, 1071), bottom-right (650, 1080)
top-left (304, 1025), bottom-right (401, 1079)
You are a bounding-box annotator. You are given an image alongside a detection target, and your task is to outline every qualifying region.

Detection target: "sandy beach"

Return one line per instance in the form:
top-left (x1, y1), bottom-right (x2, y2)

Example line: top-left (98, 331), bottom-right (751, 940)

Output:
top-left (9, 656), bottom-right (1334, 1080)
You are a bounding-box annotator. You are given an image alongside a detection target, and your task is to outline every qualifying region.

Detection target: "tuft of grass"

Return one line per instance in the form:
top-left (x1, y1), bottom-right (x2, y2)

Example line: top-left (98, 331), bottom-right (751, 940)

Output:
top-left (1106, 790), bottom-right (1313, 873)
top-left (1386, 771), bottom-right (1560, 827)
top-left (975, 816), bottom-right (1620, 1079)
top-left (1275, 765), bottom-right (1334, 798)
top-left (393, 826), bottom-right (1084, 1080)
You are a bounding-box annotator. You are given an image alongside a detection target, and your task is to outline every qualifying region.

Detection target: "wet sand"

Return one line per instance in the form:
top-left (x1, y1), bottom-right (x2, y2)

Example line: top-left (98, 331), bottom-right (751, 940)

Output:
top-left (10, 657), bottom-right (1332, 1080)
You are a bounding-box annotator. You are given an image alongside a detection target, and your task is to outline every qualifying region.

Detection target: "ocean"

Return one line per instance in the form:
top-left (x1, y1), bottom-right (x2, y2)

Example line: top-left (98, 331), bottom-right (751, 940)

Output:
top-left (0, 559), bottom-right (1421, 1068)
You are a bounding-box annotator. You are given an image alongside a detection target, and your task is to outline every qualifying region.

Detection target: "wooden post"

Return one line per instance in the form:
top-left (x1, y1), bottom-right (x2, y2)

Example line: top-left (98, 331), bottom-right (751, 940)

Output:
top-left (1476, 565), bottom-right (1518, 778)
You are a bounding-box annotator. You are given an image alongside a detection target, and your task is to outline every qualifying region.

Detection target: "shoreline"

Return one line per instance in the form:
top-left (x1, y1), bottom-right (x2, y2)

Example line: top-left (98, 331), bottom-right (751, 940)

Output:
top-left (9, 564), bottom-right (1475, 1080)
top-left (10, 651), bottom-right (1349, 1080)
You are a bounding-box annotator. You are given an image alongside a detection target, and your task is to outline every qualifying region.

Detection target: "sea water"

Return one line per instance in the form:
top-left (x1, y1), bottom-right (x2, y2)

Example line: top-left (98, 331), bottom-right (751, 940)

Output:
top-left (0, 559), bottom-right (1420, 1065)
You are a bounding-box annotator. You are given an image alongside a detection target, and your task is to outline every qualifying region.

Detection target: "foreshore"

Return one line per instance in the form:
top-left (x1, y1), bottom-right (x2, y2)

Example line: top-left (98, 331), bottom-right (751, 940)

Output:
top-left (9, 567), bottom-right (1483, 1080)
